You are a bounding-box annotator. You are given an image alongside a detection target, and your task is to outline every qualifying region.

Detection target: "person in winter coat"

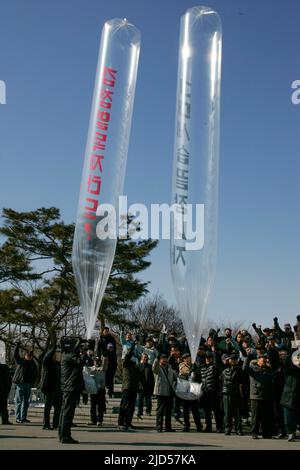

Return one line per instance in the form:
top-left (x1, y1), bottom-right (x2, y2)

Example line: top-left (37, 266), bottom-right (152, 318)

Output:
top-left (217, 328), bottom-right (240, 354)
top-left (97, 327), bottom-right (117, 397)
top-left (153, 354), bottom-right (178, 432)
top-left (273, 317), bottom-right (294, 350)
top-left (40, 344), bottom-right (62, 430)
top-left (120, 327), bottom-right (134, 359)
top-left (200, 351), bottom-right (223, 432)
top-left (140, 337), bottom-right (159, 365)
top-left (221, 353), bottom-right (243, 435)
top-left (280, 353), bottom-right (300, 442)
top-left (13, 342), bottom-right (38, 424)
top-left (118, 342), bottom-right (141, 430)
top-left (137, 353), bottom-right (154, 418)
top-left (0, 360), bottom-right (12, 424)
top-left (87, 357), bottom-right (107, 426)
top-left (243, 349), bottom-right (275, 439)
top-left (273, 349), bottom-right (288, 438)
top-left (58, 340), bottom-right (85, 444)
top-left (168, 346), bottom-right (182, 421)
top-left (179, 353), bottom-right (202, 432)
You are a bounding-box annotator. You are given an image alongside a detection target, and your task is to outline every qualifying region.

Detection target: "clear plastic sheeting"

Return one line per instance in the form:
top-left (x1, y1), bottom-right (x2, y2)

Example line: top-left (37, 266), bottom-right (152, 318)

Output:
top-left (72, 18), bottom-right (141, 339)
top-left (170, 6), bottom-right (222, 362)
top-left (175, 378), bottom-right (203, 401)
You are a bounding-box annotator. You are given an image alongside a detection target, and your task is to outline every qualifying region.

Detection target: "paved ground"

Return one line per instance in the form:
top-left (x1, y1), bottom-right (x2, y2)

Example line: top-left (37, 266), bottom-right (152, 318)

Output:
top-left (0, 418), bottom-right (299, 450)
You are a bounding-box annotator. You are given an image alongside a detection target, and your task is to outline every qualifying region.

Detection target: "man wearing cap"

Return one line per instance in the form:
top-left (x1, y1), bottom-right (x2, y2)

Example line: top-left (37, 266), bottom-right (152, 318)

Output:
top-left (243, 348), bottom-right (276, 439)
top-left (252, 323), bottom-right (274, 347)
top-left (221, 354), bottom-right (243, 435)
top-left (153, 354), bottom-right (178, 432)
top-left (179, 353), bottom-right (202, 432)
top-left (200, 351), bottom-right (223, 433)
top-left (273, 317), bottom-right (295, 350)
top-left (140, 337), bottom-right (159, 365)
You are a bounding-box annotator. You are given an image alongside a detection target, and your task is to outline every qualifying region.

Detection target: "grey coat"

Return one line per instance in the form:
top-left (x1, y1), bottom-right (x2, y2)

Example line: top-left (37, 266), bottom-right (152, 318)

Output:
top-left (153, 358), bottom-right (177, 396)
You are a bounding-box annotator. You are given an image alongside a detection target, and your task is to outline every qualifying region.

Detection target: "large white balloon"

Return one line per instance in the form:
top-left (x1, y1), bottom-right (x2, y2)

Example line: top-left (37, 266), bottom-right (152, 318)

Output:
top-left (72, 18), bottom-right (141, 339)
top-left (171, 6), bottom-right (222, 361)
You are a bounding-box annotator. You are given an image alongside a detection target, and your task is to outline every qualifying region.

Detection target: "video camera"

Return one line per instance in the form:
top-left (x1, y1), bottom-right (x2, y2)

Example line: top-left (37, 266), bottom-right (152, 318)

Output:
top-left (59, 336), bottom-right (95, 354)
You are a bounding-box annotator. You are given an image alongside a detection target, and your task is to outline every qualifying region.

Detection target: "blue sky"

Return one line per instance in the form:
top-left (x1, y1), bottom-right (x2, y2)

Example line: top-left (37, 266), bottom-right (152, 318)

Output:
top-left (0, 0), bottom-right (299, 328)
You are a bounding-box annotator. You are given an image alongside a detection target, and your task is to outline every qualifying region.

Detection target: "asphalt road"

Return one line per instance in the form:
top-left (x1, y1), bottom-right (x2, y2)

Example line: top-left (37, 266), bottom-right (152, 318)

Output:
top-left (0, 419), bottom-right (299, 450)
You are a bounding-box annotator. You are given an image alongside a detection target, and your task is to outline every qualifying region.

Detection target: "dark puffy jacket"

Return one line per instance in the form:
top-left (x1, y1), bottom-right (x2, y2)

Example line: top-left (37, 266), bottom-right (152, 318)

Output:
top-left (243, 355), bottom-right (274, 401)
top-left (280, 358), bottom-right (300, 412)
top-left (0, 364), bottom-right (12, 397)
top-left (12, 346), bottom-right (38, 386)
top-left (40, 347), bottom-right (61, 394)
top-left (200, 363), bottom-right (221, 393)
top-left (122, 351), bottom-right (140, 392)
top-left (221, 366), bottom-right (243, 396)
top-left (61, 351), bottom-right (84, 393)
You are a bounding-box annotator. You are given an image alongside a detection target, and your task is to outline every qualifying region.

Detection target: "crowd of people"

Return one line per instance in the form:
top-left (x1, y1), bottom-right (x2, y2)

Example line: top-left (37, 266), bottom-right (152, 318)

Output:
top-left (0, 316), bottom-right (299, 445)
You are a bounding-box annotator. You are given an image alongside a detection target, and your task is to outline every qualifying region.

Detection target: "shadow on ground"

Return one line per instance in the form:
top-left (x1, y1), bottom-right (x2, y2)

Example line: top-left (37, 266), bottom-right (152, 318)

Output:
top-left (79, 441), bottom-right (220, 448)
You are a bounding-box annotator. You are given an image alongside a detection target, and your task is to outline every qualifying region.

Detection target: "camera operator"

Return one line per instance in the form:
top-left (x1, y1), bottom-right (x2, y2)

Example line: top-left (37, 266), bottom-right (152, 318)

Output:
top-left (58, 338), bottom-right (85, 444)
top-left (40, 341), bottom-right (62, 430)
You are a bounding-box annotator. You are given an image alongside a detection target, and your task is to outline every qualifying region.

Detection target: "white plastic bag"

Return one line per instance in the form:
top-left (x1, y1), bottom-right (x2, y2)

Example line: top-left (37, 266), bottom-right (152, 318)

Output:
top-left (83, 367), bottom-right (98, 395)
top-left (175, 377), bottom-right (203, 401)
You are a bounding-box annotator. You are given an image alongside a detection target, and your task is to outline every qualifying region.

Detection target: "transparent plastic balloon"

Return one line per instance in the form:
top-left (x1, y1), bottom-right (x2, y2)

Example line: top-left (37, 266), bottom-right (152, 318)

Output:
top-left (170, 6), bottom-right (222, 361)
top-left (72, 18), bottom-right (141, 339)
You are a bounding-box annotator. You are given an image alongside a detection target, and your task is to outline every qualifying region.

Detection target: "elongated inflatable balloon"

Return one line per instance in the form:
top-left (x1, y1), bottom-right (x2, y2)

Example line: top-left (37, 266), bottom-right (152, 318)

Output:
top-left (72, 18), bottom-right (141, 339)
top-left (171, 6), bottom-right (222, 361)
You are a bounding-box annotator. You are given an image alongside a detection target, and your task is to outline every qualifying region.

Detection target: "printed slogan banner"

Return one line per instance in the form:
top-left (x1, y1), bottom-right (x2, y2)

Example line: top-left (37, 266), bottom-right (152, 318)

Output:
top-left (72, 18), bottom-right (141, 339)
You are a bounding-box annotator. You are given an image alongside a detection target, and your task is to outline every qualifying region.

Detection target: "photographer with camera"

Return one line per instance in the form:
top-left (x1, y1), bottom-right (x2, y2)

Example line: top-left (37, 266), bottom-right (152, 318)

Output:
top-left (58, 337), bottom-right (85, 444)
top-left (40, 342), bottom-right (62, 430)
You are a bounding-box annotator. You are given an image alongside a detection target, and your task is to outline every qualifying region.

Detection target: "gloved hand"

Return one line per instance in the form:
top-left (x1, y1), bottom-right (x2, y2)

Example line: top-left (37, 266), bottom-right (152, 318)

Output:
top-left (252, 323), bottom-right (256, 329)
top-left (273, 317), bottom-right (278, 323)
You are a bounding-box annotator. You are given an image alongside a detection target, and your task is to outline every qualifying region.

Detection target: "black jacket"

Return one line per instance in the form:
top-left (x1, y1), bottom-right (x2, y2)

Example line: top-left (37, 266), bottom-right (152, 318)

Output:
top-left (221, 366), bottom-right (243, 396)
top-left (138, 363), bottom-right (154, 393)
top-left (243, 355), bottom-right (274, 401)
top-left (0, 364), bottom-right (12, 397)
top-left (273, 319), bottom-right (294, 349)
top-left (280, 358), bottom-right (300, 412)
top-left (60, 350), bottom-right (84, 393)
top-left (96, 334), bottom-right (117, 358)
top-left (122, 350), bottom-right (140, 392)
top-left (40, 347), bottom-right (61, 394)
top-left (200, 363), bottom-right (221, 393)
top-left (12, 346), bottom-right (38, 386)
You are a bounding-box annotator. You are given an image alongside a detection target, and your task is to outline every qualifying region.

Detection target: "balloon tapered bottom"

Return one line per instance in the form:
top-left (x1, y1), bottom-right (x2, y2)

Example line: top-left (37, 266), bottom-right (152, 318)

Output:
top-left (182, 320), bottom-right (204, 363)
